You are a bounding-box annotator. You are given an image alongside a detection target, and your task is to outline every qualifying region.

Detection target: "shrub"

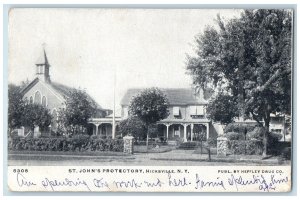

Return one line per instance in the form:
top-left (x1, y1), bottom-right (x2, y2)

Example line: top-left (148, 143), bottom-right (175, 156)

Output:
top-left (206, 138), bottom-right (217, 148)
top-left (9, 135), bottom-right (124, 152)
top-left (224, 123), bottom-right (256, 134)
top-left (225, 132), bottom-right (245, 140)
top-left (227, 140), bottom-right (264, 155)
top-left (247, 127), bottom-right (265, 140)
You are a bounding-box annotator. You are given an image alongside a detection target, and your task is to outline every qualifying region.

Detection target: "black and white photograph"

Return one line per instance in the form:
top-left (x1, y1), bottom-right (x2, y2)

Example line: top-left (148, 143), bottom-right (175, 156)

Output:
top-left (5, 7), bottom-right (293, 192)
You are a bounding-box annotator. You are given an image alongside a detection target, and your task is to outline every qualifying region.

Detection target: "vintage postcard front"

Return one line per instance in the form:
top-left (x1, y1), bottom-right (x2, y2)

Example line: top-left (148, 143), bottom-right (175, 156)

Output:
top-left (7, 8), bottom-right (293, 192)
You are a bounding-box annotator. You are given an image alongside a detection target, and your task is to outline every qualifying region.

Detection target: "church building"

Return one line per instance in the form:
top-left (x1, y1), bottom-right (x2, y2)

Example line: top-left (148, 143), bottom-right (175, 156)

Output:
top-left (20, 49), bottom-right (108, 136)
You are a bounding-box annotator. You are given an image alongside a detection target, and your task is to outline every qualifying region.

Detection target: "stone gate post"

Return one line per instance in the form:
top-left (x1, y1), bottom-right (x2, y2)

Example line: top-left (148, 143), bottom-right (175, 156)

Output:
top-left (217, 137), bottom-right (228, 156)
top-left (123, 135), bottom-right (134, 154)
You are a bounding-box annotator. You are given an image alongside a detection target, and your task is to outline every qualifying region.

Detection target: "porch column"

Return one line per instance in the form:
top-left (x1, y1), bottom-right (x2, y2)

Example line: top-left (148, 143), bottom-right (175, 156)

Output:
top-left (95, 124), bottom-right (99, 135)
top-left (183, 124), bottom-right (187, 142)
top-left (111, 123), bottom-right (116, 139)
top-left (166, 124), bottom-right (170, 140)
top-left (191, 124), bottom-right (194, 141)
top-left (206, 123), bottom-right (210, 140)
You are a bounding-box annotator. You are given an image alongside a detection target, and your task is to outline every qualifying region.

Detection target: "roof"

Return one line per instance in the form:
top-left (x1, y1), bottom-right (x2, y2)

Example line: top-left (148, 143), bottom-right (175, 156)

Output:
top-left (21, 78), bottom-right (103, 110)
top-left (35, 50), bottom-right (49, 65)
top-left (120, 88), bottom-right (213, 106)
top-left (50, 82), bottom-right (103, 110)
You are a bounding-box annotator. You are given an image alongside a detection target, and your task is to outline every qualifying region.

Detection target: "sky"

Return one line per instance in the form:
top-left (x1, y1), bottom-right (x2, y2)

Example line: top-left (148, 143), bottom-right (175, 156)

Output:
top-left (8, 8), bottom-right (241, 111)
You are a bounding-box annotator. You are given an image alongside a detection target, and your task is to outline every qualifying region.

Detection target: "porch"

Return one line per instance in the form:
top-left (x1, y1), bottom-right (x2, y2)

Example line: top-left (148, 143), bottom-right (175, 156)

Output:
top-left (157, 119), bottom-right (211, 142)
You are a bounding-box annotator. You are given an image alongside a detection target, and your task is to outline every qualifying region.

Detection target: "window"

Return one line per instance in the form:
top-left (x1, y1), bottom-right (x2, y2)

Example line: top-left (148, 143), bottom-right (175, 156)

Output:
top-left (196, 106), bottom-right (204, 115)
top-left (42, 96), bottom-right (47, 107)
top-left (190, 105), bottom-right (205, 116)
top-left (34, 91), bottom-right (41, 104)
top-left (173, 107), bottom-right (180, 116)
top-left (190, 106), bottom-right (197, 115)
top-left (29, 96), bottom-right (33, 104)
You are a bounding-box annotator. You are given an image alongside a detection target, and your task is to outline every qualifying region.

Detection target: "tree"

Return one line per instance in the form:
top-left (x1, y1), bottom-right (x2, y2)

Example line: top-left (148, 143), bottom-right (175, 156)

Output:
top-left (206, 93), bottom-right (239, 125)
top-left (129, 88), bottom-right (169, 149)
top-left (118, 116), bottom-right (147, 139)
top-left (60, 90), bottom-right (97, 135)
top-left (186, 9), bottom-right (292, 156)
top-left (20, 103), bottom-right (52, 131)
top-left (8, 84), bottom-right (25, 133)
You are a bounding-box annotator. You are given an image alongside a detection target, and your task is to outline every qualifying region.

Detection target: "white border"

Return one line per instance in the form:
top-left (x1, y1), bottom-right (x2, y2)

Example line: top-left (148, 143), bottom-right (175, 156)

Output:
top-left (1, 1), bottom-right (299, 199)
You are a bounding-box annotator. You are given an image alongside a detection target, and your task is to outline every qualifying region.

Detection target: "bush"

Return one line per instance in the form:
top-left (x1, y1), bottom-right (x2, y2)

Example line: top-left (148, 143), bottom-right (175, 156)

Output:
top-left (225, 132), bottom-right (245, 140)
top-left (206, 138), bottom-right (217, 148)
top-left (9, 135), bottom-right (124, 152)
top-left (247, 127), bottom-right (265, 140)
top-left (227, 140), bottom-right (264, 155)
top-left (224, 123), bottom-right (256, 134)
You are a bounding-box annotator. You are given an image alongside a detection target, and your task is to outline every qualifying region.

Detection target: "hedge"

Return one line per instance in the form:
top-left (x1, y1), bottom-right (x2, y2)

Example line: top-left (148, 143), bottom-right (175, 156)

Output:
top-left (227, 140), bottom-right (264, 155)
top-left (224, 123), bottom-right (256, 134)
top-left (8, 135), bottom-right (124, 152)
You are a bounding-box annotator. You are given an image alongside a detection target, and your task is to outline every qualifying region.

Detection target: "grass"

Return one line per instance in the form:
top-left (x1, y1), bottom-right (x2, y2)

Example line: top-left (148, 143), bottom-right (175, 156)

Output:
top-left (134, 145), bottom-right (175, 153)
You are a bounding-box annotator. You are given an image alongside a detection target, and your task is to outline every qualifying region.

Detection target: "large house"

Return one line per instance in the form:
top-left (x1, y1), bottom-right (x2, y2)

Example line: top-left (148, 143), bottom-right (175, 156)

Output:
top-left (89, 87), bottom-right (223, 142)
top-left (20, 49), bottom-right (108, 137)
top-left (120, 88), bottom-right (220, 142)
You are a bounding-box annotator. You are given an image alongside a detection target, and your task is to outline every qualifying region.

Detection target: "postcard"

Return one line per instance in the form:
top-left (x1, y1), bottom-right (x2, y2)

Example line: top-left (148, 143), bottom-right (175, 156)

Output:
top-left (7, 8), bottom-right (293, 192)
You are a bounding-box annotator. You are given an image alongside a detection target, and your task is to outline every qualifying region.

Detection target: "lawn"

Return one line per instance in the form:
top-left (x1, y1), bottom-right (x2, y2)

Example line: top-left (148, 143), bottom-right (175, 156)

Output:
top-left (134, 145), bottom-right (175, 153)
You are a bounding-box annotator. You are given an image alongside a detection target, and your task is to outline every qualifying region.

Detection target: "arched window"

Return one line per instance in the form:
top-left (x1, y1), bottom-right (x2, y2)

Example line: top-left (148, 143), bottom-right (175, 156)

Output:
top-left (51, 109), bottom-right (58, 130)
top-left (34, 91), bottom-right (41, 104)
top-left (29, 96), bottom-right (33, 104)
top-left (42, 96), bottom-right (47, 107)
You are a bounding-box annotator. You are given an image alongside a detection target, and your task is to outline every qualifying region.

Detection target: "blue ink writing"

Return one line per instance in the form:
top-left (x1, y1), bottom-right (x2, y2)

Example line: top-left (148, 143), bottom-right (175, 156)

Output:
top-left (228, 174), bottom-right (276, 192)
top-left (168, 173), bottom-right (190, 187)
top-left (93, 178), bottom-right (110, 189)
top-left (114, 179), bottom-right (142, 188)
top-left (144, 178), bottom-right (164, 187)
top-left (17, 172), bottom-right (36, 187)
top-left (41, 177), bottom-right (91, 191)
top-left (195, 174), bottom-right (226, 190)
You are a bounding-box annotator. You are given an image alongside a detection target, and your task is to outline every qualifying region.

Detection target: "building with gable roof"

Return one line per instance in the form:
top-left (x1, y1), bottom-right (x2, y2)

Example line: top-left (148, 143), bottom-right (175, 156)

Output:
top-left (20, 49), bottom-right (109, 136)
top-left (120, 88), bottom-right (219, 142)
top-left (89, 87), bottom-right (221, 142)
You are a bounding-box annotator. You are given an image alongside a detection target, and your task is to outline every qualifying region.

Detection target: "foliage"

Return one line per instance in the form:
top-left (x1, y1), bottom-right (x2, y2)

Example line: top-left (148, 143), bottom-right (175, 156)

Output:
top-left (225, 132), bottom-right (245, 141)
top-left (9, 136), bottom-right (124, 152)
top-left (224, 123), bottom-right (257, 134)
top-left (148, 124), bottom-right (159, 138)
top-left (206, 138), bottom-right (218, 148)
top-left (186, 10), bottom-right (292, 155)
top-left (8, 84), bottom-right (25, 130)
top-left (247, 126), bottom-right (265, 140)
top-left (207, 93), bottom-right (239, 124)
top-left (192, 124), bottom-right (206, 141)
top-left (58, 90), bottom-right (97, 135)
top-left (227, 140), bottom-right (264, 155)
top-left (129, 88), bottom-right (169, 125)
top-left (20, 103), bottom-right (52, 131)
top-left (129, 88), bottom-right (169, 148)
top-left (118, 116), bottom-right (147, 139)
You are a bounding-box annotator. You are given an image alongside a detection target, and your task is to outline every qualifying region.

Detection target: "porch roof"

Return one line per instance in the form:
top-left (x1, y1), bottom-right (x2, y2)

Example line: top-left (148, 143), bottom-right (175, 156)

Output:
top-left (88, 117), bottom-right (122, 124)
top-left (158, 118), bottom-right (210, 124)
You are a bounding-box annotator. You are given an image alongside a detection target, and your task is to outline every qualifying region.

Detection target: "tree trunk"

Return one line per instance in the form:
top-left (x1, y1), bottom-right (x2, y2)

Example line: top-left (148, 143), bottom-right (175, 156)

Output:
top-left (146, 133), bottom-right (149, 152)
top-left (145, 124), bottom-right (149, 152)
top-left (262, 119), bottom-right (270, 157)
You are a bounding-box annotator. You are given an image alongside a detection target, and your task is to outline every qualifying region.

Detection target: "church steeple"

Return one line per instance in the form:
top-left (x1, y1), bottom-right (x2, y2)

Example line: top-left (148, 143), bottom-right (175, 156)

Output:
top-left (35, 47), bottom-right (51, 83)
